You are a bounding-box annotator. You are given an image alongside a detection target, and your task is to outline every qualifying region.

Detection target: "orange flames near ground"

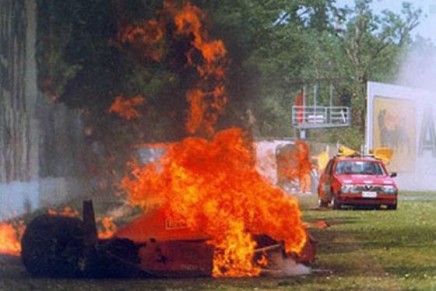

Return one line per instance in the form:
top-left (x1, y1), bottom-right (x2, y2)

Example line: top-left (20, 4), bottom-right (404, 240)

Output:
top-left (48, 207), bottom-right (117, 239)
top-left (47, 206), bottom-right (115, 238)
top-left (0, 221), bottom-right (24, 256)
top-left (0, 207), bottom-right (117, 256)
top-left (121, 128), bottom-right (307, 277)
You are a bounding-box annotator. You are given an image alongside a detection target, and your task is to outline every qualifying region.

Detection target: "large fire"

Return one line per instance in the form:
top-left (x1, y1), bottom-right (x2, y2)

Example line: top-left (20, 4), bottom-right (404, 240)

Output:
top-left (120, 128), bottom-right (307, 277)
top-left (114, 0), bottom-right (308, 277)
top-left (2, 1), bottom-right (310, 278)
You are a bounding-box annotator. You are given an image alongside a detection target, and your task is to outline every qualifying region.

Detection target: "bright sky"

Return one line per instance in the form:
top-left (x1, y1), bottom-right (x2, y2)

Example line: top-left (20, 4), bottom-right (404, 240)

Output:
top-left (336, 0), bottom-right (436, 43)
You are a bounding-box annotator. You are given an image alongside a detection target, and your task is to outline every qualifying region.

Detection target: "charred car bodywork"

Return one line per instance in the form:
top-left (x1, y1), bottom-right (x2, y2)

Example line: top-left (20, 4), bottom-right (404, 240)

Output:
top-left (21, 200), bottom-right (315, 278)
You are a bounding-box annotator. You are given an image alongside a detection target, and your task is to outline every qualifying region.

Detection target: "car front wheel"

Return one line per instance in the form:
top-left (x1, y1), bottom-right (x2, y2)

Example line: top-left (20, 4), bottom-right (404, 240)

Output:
top-left (318, 198), bottom-right (328, 208)
top-left (331, 195), bottom-right (342, 210)
top-left (387, 203), bottom-right (397, 210)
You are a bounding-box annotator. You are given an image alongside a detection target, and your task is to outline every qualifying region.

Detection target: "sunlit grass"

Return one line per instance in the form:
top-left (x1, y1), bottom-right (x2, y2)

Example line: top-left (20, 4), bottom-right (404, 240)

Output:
top-left (295, 191), bottom-right (436, 290)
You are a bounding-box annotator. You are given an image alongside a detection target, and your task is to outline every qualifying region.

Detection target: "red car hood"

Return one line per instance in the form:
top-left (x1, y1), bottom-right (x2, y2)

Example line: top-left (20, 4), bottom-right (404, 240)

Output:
top-left (336, 174), bottom-right (396, 186)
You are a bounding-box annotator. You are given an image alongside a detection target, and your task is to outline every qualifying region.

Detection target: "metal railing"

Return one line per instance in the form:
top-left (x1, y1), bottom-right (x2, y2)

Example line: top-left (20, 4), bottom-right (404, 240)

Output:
top-left (292, 106), bottom-right (351, 129)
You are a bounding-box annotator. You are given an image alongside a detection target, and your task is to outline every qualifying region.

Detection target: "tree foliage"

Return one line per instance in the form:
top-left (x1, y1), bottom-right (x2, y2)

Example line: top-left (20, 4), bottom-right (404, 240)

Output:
top-left (35, 0), bottom-right (426, 173)
top-left (331, 0), bottom-right (422, 131)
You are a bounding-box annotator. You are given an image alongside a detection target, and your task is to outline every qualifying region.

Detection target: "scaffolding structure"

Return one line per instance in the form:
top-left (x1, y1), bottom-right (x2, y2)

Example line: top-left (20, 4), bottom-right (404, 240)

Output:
top-left (291, 105), bottom-right (351, 129)
top-left (291, 84), bottom-right (351, 138)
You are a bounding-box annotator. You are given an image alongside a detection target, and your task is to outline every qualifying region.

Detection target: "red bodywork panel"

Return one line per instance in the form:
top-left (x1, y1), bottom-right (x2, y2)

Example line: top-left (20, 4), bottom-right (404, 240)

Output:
top-left (114, 208), bottom-right (214, 277)
top-left (114, 207), bottom-right (210, 242)
top-left (114, 207), bottom-right (316, 276)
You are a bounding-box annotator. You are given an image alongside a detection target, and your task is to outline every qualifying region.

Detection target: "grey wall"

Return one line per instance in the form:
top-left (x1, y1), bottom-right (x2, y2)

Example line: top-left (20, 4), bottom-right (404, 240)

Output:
top-left (0, 0), bottom-right (89, 220)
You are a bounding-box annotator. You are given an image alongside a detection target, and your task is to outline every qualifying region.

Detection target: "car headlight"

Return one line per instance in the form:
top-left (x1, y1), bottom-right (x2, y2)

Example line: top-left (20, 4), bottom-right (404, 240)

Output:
top-left (381, 185), bottom-right (397, 194)
top-left (341, 184), bottom-right (359, 193)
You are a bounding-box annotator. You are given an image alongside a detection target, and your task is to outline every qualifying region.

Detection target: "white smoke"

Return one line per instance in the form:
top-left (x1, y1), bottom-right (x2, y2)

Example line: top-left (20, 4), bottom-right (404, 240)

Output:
top-left (387, 38), bottom-right (436, 191)
top-left (262, 252), bottom-right (312, 277)
top-left (106, 202), bottom-right (138, 220)
top-left (396, 39), bottom-right (436, 91)
top-left (0, 181), bottom-right (40, 221)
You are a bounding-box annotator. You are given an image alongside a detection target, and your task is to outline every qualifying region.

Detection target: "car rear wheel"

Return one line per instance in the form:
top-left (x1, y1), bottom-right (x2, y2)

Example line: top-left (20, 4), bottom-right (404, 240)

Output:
top-left (21, 214), bottom-right (87, 277)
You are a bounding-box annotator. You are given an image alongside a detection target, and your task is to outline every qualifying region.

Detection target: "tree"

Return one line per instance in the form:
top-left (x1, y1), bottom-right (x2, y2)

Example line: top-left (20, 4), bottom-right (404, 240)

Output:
top-left (195, 0), bottom-right (341, 137)
top-left (34, 0), bottom-right (425, 170)
top-left (331, 0), bottom-right (422, 132)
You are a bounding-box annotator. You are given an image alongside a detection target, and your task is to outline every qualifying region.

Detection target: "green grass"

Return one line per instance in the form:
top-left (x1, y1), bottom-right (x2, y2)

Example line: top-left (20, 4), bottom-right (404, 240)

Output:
top-left (2, 192), bottom-right (436, 290)
top-left (296, 192), bottom-right (436, 290)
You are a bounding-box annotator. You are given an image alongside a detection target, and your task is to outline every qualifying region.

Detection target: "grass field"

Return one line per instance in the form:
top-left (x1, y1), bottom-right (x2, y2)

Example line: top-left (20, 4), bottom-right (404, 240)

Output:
top-left (1, 191), bottom-right (436, 290)
top-left (295, 192), bottom-right (436, 290)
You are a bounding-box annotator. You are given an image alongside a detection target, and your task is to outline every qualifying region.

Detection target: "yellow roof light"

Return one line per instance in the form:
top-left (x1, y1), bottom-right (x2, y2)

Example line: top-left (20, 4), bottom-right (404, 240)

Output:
top-left (337, 145), bottom-right (357, 157)
top-left (373, 147), bottom-right (394, 164)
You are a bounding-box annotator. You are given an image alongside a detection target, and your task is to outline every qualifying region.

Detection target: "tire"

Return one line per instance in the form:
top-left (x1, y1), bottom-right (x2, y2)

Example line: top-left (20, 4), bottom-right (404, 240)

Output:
top-left (318, 198), bottom-right (328, 208)
top-left (387, 203), bottom-right (397, 210)
top-left (21, 214), bottom-right (87, 277)
top-left (331, 195), bottom-right (342, 210)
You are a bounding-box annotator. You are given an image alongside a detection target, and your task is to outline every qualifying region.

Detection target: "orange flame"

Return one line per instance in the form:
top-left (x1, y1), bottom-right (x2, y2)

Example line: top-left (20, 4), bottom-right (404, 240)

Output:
top-left (277, 140), bottom-right (312, 193)
top-left (121, 128), bottom-right (307, 277)
top-left (48, 206), bottom-right (80, 218)
top-left (117, 1), bottom-right (227, 136)
top-left (108, 95), bottom-right (145, 120)
top-left (117, 19), bottom-right (166, 62)
top-left (98, 216), bottom-right (118, 240)
top-left (168, 1), bottom-right (228, 135)
top-left (0, 221), bottom-right (25, 256)
top-left (116, 1), bottom-right (307, 277)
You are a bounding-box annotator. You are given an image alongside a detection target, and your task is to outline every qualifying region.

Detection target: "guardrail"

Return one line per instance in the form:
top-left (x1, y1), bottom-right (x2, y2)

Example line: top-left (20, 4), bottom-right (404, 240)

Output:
top-left (292, 106), bottom-right (351, 129)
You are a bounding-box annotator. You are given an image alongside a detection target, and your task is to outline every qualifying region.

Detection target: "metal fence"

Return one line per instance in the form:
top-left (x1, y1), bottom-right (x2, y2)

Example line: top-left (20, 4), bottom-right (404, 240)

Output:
top-left (292, 106), bottom-right (351, 129)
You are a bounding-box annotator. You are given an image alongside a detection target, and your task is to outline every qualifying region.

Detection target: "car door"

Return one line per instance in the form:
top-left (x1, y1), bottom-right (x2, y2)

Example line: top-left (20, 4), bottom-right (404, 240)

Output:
top-left (318, 159), bottom-right (334, 201)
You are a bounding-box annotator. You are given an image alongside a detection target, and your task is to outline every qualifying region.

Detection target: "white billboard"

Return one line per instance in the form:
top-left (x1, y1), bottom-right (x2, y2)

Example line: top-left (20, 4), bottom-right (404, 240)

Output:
top-left (366, 81), bottom-right (436, 191)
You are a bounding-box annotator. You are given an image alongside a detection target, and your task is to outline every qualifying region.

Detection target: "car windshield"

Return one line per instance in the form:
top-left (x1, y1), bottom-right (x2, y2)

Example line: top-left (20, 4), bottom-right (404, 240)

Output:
top-left (335, 160), bottom-right (386, 175)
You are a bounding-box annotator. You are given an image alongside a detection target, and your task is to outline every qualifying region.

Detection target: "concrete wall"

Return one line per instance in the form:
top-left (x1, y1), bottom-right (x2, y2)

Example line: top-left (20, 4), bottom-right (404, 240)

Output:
top-left (0, 0), bottom-right (89, 221)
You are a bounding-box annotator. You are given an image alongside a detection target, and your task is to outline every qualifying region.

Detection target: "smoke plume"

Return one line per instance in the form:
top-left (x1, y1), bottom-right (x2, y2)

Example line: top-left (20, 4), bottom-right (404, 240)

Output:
top-left (396, 39), bottom-right (436, 91)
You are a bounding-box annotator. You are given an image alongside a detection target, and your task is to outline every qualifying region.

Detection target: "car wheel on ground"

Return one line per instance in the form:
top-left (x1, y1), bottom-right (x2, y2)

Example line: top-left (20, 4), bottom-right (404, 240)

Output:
top-left (331, 195), bottom-right (341, 210)
top-left (387, 204), bottom-right (397, 210)
top-left (318, 198), bottom-right (328, 208)
top-left (21, 214), bottom-right (87, 277)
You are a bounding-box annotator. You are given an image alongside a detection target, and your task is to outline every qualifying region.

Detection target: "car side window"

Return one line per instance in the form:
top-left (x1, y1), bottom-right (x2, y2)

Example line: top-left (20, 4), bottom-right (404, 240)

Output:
top-left (335, 161), bottom-right (346, 174)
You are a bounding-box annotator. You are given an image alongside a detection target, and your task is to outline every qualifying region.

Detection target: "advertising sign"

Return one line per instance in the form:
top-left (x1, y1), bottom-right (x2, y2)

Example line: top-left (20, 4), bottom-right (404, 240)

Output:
top-left (367, 82), bottom-right (435, 190)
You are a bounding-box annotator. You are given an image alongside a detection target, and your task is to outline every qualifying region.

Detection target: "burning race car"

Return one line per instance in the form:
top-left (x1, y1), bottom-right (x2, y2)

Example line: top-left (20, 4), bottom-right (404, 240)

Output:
top-left (21, 200), bottom-right (315, 278)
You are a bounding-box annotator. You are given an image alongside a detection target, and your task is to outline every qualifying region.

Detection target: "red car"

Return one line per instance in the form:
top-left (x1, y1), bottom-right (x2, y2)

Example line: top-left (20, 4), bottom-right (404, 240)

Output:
top-left (317, 154), bottom-right (398, 210)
